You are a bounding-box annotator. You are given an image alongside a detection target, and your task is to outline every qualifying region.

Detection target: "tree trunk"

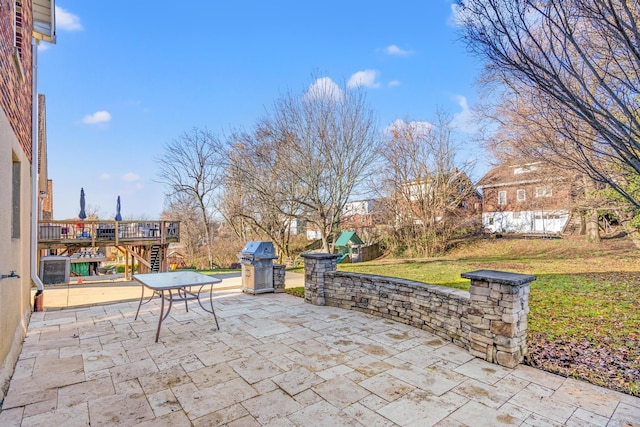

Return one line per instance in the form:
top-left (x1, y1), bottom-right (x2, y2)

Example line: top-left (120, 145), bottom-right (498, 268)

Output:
top-left (585, 210), bottom-right (600, 243)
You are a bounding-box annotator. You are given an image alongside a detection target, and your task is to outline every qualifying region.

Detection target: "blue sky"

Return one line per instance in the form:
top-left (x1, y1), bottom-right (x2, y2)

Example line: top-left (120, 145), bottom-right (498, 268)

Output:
top-left (39, 1), bottom-right (486, 220)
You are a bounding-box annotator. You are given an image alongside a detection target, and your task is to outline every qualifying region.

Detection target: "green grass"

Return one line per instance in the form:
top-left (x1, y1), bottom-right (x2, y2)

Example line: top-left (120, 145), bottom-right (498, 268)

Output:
top-left (194, 268), bottom-right (241, 275)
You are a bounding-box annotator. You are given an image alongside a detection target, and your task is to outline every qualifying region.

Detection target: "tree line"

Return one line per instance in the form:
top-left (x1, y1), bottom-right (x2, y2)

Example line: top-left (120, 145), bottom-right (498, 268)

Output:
top-left (156, 0), bottom-right (639, 266)
top-left (156, 78), bottom-right (476, 268)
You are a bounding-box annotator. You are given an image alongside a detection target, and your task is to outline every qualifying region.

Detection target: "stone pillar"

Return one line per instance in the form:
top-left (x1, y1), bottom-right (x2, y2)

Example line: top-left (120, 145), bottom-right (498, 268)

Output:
top-left (272, 264), bottom-right (285, 293)
top-left (461, 269), bottom-right (535, 368)
top-left (301, 253), bottom-right (339, 306)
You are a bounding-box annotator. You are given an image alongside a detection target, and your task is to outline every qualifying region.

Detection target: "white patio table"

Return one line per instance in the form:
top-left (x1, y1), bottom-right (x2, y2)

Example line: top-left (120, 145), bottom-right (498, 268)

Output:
top-left (133, 271), bottom-right (221, 342)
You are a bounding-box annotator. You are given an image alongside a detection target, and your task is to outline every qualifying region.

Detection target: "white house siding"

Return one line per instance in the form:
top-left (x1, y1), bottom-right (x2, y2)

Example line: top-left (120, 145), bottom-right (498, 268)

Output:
top-left (483, 210), bottom-right (569, 234)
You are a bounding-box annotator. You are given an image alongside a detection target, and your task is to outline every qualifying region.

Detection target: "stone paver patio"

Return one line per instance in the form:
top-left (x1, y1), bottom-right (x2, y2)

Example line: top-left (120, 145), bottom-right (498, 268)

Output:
top-left (1, 289), bottom-right (638, 426)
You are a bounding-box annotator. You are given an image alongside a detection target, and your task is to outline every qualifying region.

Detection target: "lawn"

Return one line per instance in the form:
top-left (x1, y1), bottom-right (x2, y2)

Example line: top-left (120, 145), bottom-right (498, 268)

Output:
top-left (311, 236), bottom-right (640, 395)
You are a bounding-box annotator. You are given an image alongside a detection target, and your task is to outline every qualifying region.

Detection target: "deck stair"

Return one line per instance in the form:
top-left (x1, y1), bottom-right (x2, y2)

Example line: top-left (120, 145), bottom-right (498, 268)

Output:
top-left (150, 245), bottom-right (163, 273)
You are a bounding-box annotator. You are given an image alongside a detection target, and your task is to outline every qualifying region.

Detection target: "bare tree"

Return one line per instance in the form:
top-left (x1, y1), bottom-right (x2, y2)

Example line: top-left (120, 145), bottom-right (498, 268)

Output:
top-left (156, 128), bottom-right (226, 269)
top-left (483, 84), bottom-right (620, 242)
top-left (376, 114), bottom-right (478, 256)
top-left (161, 193), bottom-right (205, 268)
top-left (258, 77), bottom-right (380, 252)
top-left (457, 0), bottom-right (640, 208)
top-left (222, 128), bottom-right (302, 261)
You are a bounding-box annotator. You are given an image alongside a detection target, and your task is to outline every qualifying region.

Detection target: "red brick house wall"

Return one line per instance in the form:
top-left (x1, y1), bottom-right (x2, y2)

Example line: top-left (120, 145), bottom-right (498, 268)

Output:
top-left (0, 0), bottom-right (33, 161)
top-left (482, 182), bottom-right (572, 213)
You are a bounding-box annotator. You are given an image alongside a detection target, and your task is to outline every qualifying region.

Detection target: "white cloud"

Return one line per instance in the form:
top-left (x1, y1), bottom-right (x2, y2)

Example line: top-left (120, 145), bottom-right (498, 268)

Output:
top-left (448, 3), bottom-right (472, 27)
top-left (304, 77), bottom-right (345, 102)
top-left (385, 119), bottom-right (433, 136)
top-left (55, 6), bottom-right (83, 31)
top-left (37, 43), bottom-right (50, 52)
top-left (451, 95), bottom-right (480, 133)
top-left (347, 70), bottom-right (380, 88)
top-left (383, 45), bottom-right (414, 56)
top-left (122, 172), bottom-right (141, 182)
top-left (99, 173), bottom-right (111, 180)
top-left (388, 80), bottom-right (401, 87)
top-left (82, 111), bottom-right (112, 124)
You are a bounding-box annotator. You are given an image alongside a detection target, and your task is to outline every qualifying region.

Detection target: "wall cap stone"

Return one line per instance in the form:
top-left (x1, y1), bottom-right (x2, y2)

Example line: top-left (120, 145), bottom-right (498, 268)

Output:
top-left (461, 269), bottom-right (536, 286)
top-left (301, 253), bottom-right (340, 260)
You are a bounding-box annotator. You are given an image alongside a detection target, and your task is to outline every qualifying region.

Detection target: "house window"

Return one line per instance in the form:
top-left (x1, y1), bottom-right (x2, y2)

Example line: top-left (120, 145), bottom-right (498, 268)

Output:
top-left (517, 189), bottom-right (526, 202)
top-left (513, 212), bottom-right (522, 220)
top-left (498, 191), bottom-right (507, 206)
top-left (14, 1), bottom-right (24, 58)
top-left (535, 186), bottom-right (552, 197)
top-left (12, 159), bottom-right (21, 239)
top-left (488, 217), bottom-right (494, 225)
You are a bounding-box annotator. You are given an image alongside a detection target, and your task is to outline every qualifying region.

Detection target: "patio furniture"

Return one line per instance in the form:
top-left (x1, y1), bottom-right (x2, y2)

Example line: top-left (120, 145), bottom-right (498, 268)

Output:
top-left (133, 271), bottom-right (221, 342)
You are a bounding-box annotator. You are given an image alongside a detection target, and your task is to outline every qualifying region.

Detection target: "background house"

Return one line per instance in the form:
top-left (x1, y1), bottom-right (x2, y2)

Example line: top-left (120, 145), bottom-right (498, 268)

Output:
top-left (0, 0), bottom-right (55, 398)
top-left (478, 163), bottom-right (572, 234)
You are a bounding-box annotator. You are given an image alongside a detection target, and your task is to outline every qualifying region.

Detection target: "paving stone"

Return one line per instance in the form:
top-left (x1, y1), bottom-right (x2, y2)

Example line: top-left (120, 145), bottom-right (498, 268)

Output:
top-left (4, 290), bottom-right (639, 426)
top-left (139, 365), bottom-right (192, 395)
top-left (345, 354), bottom-right (394, 378)
top-left (452, 378), bottom-right (516, 408)
top-left (552, 377), bottom-right (624, 418)
top-left (317, 363), bottom-right (354, 380)
top-left (387, 365), bottom-right (462, 397)
top-left (0, 406), bottom-right (23, 426)
top-left (146, 388), bottom-right (181, 417)
top-left (227, 354), bottom-right (283, 384)
top-left (57, 376), bottom-right (115, 408)
top-left (109, 358), bottom-right (158, 383)
top-left (511, 364), bottom-right (565, 390)
top-left (21, 402), bottom-right (90, 427)
top-left (312, 376), bottom-right (371, 409)
top-left (343, 402), bottom-right (397, 427)
top-left (394, 344), bottom-right (439, 368)
top-left (359, 372), bottom-right (415, 402)
top-left (565, 407), bottom-right (609, 426)
top-left (134, 410), bottom-right (192, 427)
top-left (22, 397), bottom-right (57, 418)
top-left (430, 343), bottom-right (476, 366)
top-left (88, 390), bottom-right (155, 426)
top-left (218, 415), bottom-right (257, 426)
top-left (453, 358), bottom-right (512, 385)
top-left (173, 377), bottom-right (258, 420)
top-left (293, 388), bottom-right (323, 406)
top-left (191, 403), bottom-right (249, 427)
top-left (242, 389), bottom-right (303, 424)
top-left (271, 366), bottom-right (323, 396)
top-left (187, 362), bottom-right (238, 390)
top-left (377, 390), bottom-right (468, 426)
top-left (288, 400), bottom-right (363, 427)
top-left (609, 402), bottom-right (640, 426)
top-left (449, 400), bottom-right (522, 426)
top-left (509, 383), bottom-right (577, 423)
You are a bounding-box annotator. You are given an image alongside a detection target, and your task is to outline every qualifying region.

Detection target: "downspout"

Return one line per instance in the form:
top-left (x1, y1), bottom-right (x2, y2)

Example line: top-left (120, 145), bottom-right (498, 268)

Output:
top-left (30, 39), bottom-right (44, 297)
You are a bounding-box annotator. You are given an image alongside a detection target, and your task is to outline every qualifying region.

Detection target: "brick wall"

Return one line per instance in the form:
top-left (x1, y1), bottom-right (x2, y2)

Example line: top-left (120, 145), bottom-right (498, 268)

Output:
top-left (0, 0), bottom-right (33, 161)
top-left (482, 183), bottom-right (572, 213)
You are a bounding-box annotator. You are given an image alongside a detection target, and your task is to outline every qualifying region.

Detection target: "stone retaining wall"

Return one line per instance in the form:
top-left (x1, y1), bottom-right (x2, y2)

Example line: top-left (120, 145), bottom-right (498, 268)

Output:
top-left (301, 253), bottom-right (535, 368)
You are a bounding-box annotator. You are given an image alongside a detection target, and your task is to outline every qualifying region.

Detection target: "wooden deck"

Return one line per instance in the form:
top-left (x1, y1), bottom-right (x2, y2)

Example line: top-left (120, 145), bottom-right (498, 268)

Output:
top-left (37, 220), bottom-right (180, 250)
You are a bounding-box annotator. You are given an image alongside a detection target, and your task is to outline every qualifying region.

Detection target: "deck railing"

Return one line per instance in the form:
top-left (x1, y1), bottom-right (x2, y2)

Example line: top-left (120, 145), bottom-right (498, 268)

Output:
top-left (37, 220), bottom-right (180, 247)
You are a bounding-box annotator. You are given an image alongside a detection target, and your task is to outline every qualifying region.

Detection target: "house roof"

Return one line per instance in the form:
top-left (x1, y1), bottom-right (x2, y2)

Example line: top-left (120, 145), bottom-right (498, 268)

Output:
top-left (477, 163), bottom-right (546, 189)
top-left (335, 232), bottom-right (363, 247)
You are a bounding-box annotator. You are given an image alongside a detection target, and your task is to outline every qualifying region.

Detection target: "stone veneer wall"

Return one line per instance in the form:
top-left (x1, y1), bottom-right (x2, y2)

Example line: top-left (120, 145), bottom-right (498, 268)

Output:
top-left (272, 264), bottom-right (285, 293)
top-left (301, 253), bottom-right (535, 368)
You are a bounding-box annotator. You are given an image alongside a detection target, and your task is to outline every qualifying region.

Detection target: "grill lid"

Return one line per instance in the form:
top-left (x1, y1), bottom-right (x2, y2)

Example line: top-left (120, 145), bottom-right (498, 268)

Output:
top-left (239, 241), bottom-right (278, 260)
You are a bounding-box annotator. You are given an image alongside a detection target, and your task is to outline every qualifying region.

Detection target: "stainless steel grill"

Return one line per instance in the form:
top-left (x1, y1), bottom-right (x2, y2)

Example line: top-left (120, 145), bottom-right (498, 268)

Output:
top-left (237, 241), bottom-right (278, 294)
